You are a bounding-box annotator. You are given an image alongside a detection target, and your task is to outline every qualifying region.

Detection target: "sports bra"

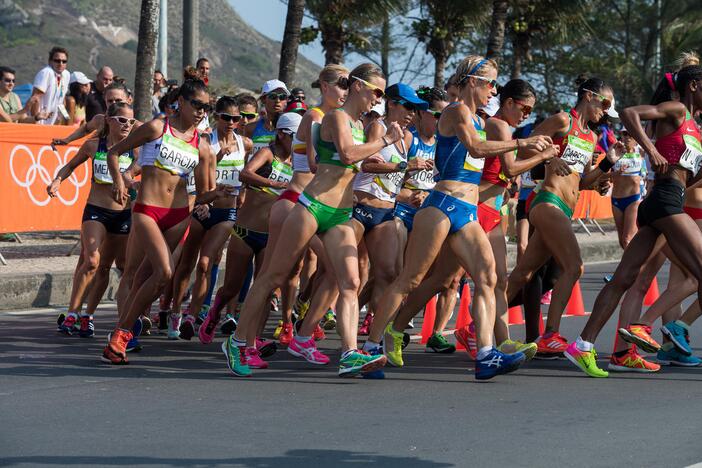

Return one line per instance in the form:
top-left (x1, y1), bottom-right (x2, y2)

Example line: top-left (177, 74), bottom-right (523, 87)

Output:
top-left (434, 105), bottom-right (486, 185)
top-left (93, 137), bottom-right (133, 185)
top-left (251, 118), bottom-right (276, 156)
top-left (292, 107), bottom-right (324, 173)
top-left (354, 120), bottom-right (408, 203)
top-left (613, 151), bottom-right (645, 177)
top-left (140, 118), bottom-right (200, 177)
top-left (481, 116), bottom-right (511, 188)
top-left (655, 111), bottom-right (702, 175)
top-left (552, 108), bottom-right (596, 175)
top-left (316, 109), bottom-right (365, 171)
top-left (403, 129), bottom-right (436, 191)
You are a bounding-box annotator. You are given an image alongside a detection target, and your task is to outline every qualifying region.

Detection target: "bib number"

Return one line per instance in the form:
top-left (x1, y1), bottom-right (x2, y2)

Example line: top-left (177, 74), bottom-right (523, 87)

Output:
top-left (463, 129), bottom-right (486, 172)
top-left (679, 134), bottom-right (702, 175)
top-left (263, 159), bottom-right (293, 195)
top-left (614, 153), bottom-right (643, 175)
top-left (560, 135), bottom-right (594, 174)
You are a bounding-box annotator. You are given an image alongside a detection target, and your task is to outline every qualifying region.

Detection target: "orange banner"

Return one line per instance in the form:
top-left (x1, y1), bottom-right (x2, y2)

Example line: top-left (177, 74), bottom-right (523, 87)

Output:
top-left (0, 123), bottom-right (89, 233)
top-left (573, 190), bottom-right (614, 219)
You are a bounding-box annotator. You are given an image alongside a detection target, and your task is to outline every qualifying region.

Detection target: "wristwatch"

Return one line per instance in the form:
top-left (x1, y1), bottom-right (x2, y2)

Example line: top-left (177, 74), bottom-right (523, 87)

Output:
top-left (397, 161), bottom-right (408, 171)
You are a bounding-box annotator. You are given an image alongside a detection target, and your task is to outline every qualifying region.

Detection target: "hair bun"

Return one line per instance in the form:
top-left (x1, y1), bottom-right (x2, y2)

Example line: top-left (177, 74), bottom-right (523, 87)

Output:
top-left (676, 51), bottom-right (700, 69)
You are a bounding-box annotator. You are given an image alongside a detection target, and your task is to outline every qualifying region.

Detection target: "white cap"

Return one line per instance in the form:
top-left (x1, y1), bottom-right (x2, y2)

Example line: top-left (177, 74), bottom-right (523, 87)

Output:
top-left (369, 97), bottom-right (385, 116)
top-left (70, 71), bottom-right (92, 85)
top-left (261, 79), bottom-right (289, 95)
top-left (606, 98), bottom-right (619, 119)
top-left (276, 112), bottom-right (303, 133)
top-left (482, 95), bottom-right (500, 117)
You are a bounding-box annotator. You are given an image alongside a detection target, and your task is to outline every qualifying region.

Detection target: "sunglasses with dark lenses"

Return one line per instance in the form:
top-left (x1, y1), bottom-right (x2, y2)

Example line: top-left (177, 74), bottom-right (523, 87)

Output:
top-left (335, 77), bottom-right (350, 90)
top-left (584, 89), bottom-right (612, 111)
top-left (267, 92), bottom-right (288, 101)
top-left (240, 112), bottom-right (258, 120)
top-left (110, 116), bottom-right (136, 126)
top-left (217, 112), bottom-right (242, 123)
top-left (514, 100), bottom-right (533, 116)
top-left (392, 98), bottom-right (416, 112)
top-left (53, 59), bottom-right (68, 64)
top-left (3, 78), bottom-right (15, 83)
top-left (353, 76), bottom-right (385, 99)
top-left (427, 110), bottom-right (441, 119)
top-left (189, 99), bottom-right (212, 112)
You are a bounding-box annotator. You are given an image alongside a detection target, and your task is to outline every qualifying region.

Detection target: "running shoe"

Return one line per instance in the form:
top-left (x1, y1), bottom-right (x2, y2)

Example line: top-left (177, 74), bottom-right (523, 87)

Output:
top-left (406, 318), bottom-right (414, 329)
top-left (179, 314), bottom-right (196, 341)
top-left (270, 293), bottom-right (280, 313)
top-left (158, 310), bottom-right (169, 333)
top-left (362, 347), bottom-right (386, 379)
top-left (220, 313), bottom-right (237, 336)
top-left (279, 322), bottom-right (294, 346)
top-left (657, 345), bottom-right (702, 366)
top-left (608, 347), bottom-right (660, 373)
top-left (58, 312), bottom-right (78, 335)
top-left (126, 318), bottom-right (143, 352)
top-left (196, 304), bottom-right (209, 326)
top-left (475, 348), bottom-right (526, 380)
top-left (222, 336), bottom-right (251, 377)
top-left (245, 347), bottom-right (268, 369)
top-left (322, 310), bottom-right (336, 330)
top-left (167, 313), bottom-right (181, 340)
top-left (102, 329), bottom-right (132, 365)
top-left (535, 332), bottom-right (569, 359)
top-left (358, 311), bottom-right (374, 336)
top-left (338, 349), bottom-right (387, 377)
top-left (661, 321), bottom-right (692, 356)
top-left (313, 324), bottom-right (326, 341)
top-left (402, 332), bottom-right (411, 350)
top-left (294, 298), bottom-right (310, 322)
top-left (564, 342), bottom-right (608, 378)
top-left (288, 336), bottom-right (330, 365)
top-left (541, 289), bottom-right (552, 305)
top-left (256, 337), bottom-right (277, 358)
top-left (140, 315), bottom-right (152, 336)
top-left (78, 315), bottom-right (94, 338)
top-left (425, 333), bottom-right (456, 354)
top-left (454, 323), bottom-right (477, 360)
top-left (273, 320), bottom-right (284, 339)
top-left (603, 274), bottom-right (613, 283)
top-left (198, 307), bottom-right (219, 344)
top-left (498, 339), bottom-right (538, 361)
top-left (383, 322), bottom-right (405, 367)
top-left (56, 312), bottom-right (66, 327)
top-left (617, 324), bottom-right (660, 353)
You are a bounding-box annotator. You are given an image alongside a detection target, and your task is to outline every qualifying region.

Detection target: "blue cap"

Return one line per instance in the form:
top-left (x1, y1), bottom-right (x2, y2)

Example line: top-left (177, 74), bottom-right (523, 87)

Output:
top-left (385, 83), bottom-right (429, 111)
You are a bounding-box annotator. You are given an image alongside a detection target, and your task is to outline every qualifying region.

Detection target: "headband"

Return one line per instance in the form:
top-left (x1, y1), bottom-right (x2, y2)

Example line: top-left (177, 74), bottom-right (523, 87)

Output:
top-left (457, 58), bottom-right (488, 85)
top-left (665, 72), bottom-right (676, 91)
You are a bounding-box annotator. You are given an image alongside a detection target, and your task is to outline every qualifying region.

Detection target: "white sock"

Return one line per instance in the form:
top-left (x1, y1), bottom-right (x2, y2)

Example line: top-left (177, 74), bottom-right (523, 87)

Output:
top-left (576, 336), bottom-right (593, 352)
top-left (296, 335), bottom-right (312, 343)
top-left (341, 349), bottom-right (356, 359)
top-left (232, 338), bottom-right (247, 348)
top-left (363, 341), bottom-right (380, 352)
top-left (675, 320), bottom-right (690, 331)
top-left (477, 346), bottom-right (493, 360)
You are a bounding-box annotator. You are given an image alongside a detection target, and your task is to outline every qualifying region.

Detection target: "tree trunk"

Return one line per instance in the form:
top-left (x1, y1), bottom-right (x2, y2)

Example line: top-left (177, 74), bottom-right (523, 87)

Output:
top-left (485, 0), bottom-right (509, 63)
top-left (182, 0), bottom-right (199, 69)
top-left (320, 19), bottom-right (345, 65)
top-left (135, 0), bottom-right (160, 122)
top-left (512, 47), bottom-right (523, 79)
top-left (279, 0), bottom-right (305, 85)
top-left (433, 50), bottom-right (447, 88)
top-left (380, 13), bottom-right (390, 78)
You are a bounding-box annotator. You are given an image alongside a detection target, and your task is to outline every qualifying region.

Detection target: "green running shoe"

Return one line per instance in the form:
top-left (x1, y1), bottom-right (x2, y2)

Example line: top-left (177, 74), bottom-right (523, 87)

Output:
top-left (564, 342), bottom-right (608, 378)
top-left (498, 339), bottom-right (537, 361)
top-left (383, 322), bottom-right (405, 367)
top-left (222, 336), bottom-right (252, 377)
top-left (322, 310), bottom-right (337, 330)
top-left (338, 349), bottom-right (387, 377)
top-left (425, 333), bottom-right (456, 354)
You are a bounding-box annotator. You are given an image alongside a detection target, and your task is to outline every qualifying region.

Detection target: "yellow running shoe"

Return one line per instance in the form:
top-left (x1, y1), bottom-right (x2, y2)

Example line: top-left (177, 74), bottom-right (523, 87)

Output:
top-left (383, 322), bottom-right (404, 367)
top-left (273, 320), bottom-right (284, 339)
top-left (498, 339), bottom-right (538, 361)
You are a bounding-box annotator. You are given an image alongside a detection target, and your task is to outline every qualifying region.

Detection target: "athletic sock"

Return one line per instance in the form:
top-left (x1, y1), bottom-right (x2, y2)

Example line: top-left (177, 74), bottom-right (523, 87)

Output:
top-left (232, 338), bottom-right (247, 348)
top-left (661, 342), bottom-right (674, 351)
top-left (80, 313), bottom-right (90, 318)
top-left (203, 264), bottom-right (219, 306)
top-left (675, 320), bottom-right (690, 331)
top-left (362, 340), bottom-right (381, 352)
top-left (613, 349), bottom-right (629, 358)
top-left (296, 335), bottom-right (312, 343)
top-left (576, 336), bottom-right (593, 352)
top-left (477, 346), bottom-right (493, 360)
top-left (341, 349), bottom-right (357, 360)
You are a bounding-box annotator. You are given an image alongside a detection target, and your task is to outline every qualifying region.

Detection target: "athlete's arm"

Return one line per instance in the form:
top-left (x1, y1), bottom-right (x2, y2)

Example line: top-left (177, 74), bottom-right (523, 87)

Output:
top-left (488, 118), bottom-right (558, 177)
top-left (47, 139), bottom-right (95, 197)
top-left (580, 142), bottom-right (625, 189)
top-left (324, 111), bottom-right (403, 166)
top-left (52, 114), bottom-right (104, 147)
top-left (240, 146), bottom-right (282, 189)
top-left (360, 122), bottom-right (406, 173)
top-left (302, 110), bottom-right (323, 173)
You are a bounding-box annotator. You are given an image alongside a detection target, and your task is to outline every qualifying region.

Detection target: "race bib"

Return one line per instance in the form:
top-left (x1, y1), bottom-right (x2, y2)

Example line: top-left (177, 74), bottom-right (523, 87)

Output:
top-left (155, 132), bottom-right (199, 176)
top-left (93, 151), bottom-right (131, 184)
top-left (463, 129), bottom-right (486, 172)
top-left (560, 135), bottom-right (594, 175)
top-left (614, 153), bottom-right (643, 175)
top-left (262, 159), bottom-right (293, 195)
top-left (216, 156), bottom-right (245, 189)
top-left (678, 134), bottom-right (702, 176)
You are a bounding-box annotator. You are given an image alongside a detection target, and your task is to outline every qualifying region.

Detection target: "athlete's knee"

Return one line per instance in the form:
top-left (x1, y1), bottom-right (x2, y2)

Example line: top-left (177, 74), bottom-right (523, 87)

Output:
top-left (84, 251), bottom-right (101, 272)
top-left (562, 260), bottom-right (584, 281)
top-left (474, 268), bottom-right (497, 291)
top-left (337, 274), bottom-right (361, 295)
top-left (495, 270), bottom-right (508, 293)
top-left (196, 256), bottom-right (211, 276)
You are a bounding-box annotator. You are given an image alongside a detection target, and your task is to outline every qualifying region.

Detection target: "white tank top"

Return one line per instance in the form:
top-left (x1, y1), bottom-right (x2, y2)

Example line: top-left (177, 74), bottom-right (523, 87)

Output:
top-left (214, 129), bottom-right (246, 191)
top-left (353, 120), bottom-right (407, 203)
top-left (140, 118), bottom-right (200, 177)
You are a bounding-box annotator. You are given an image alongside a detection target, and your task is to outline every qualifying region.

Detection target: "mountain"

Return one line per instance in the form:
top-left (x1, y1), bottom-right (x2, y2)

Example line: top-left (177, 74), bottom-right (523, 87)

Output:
top-left (0, 0), bottom-right (320, 92)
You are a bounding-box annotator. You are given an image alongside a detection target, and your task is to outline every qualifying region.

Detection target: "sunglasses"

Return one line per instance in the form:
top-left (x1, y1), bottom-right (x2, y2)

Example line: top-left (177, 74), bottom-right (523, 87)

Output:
top-left (3, 78), bottom-right (15, 83)
top-left (514, 99), bottom-right (533, 116)
top-left (584, 89), bottom-right (612, 111)
top-left (267, 92), bottom-right (289, 102)
top-left (53, 59), bottom-right (68, 64)
top-left (106, 98), bottom-right (125, 105)
top-left (189, 99), bottom-right (212, 112)
top-left (466, 75), bottom-right (497, 90)
top-left (392, 98), bottom-right (417, 112)
top-left (279, 129), bottom-right (295, 136)
top-left (353, 76), bottom-right (385, 99)
top-left (240, 112), bottom-right (258, 120)
top-left (110, 116), bottom-right (136, 126)
top-left (425, 110), bottom-right (441, 119)
top-left (217, 112), bottom-right (242, 123)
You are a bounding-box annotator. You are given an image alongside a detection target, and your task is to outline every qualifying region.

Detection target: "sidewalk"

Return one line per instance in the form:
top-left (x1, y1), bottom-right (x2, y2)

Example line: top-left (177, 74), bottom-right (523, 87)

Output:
top-left (0, 222), bottom-right (623, 310)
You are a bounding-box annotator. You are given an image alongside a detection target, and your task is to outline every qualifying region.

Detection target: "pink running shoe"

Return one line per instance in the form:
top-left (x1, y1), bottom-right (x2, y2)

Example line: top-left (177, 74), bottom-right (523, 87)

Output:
top-left (541, 289), bottom-right (552, 305)
top-left (454, 322), bottom-right (477, 360)
top-left (245, 347), bottom-right (268, 369)
top-left (198, 307), bottom-right (220, 344)
top-left (358, 311), bottom-right (374, 336)
top-left (288, 336), bottom-right (330, 365)
top-left (256, 337), bottom-right (277, 358)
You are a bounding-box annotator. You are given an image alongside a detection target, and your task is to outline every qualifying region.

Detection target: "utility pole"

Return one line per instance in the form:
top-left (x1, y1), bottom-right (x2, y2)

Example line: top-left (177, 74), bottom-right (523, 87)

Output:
top-left (182, 0), bottom-right (199, 69)
top-left (157, 0), bottom-right (168, 76)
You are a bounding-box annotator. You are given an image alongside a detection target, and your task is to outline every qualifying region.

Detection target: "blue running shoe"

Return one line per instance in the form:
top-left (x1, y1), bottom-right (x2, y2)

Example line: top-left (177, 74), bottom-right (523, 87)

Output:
top-left (57, 312), bottom-right (78, 335)
top-left (661, 321), bottom-right (692, 356)
top-left (475, 348), bottom-right (526, 380)
top-left (78, 315), bottom-right (94, 338)
top-left (127, 318), bottom-right (143, 352)
top-left (362, 347), bottom-right (386, 379)
top-left (657, 346), bottom-right (701, 367)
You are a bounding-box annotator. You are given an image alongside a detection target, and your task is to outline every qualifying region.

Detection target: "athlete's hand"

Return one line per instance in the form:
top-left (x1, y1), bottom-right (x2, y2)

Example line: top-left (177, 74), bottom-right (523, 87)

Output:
top-left (605, 141), bottom-right (625, 164)
top-left (215, 184), bottom-right (237, 198)
top-left (540, 144), bottom-right (560, 162)
top-left (366, 153), bottom-right (385, 164)
top-left (548, 157), bottom-right (572, 177)
top-left (46, 178), bottom-right (60, 197)
top-left (410, 190), bottom-right (428, 208)
top-left (596, 173), bottom-right (612, 195)
top-left (521, 135), bottom-right (553, 153)
top-left (385, 122), bottom-right (403, 143)
top-left (51, 138), bottom-right (68, 150)
top-left (112, 179), bottom-right (128, 204)
top-left (648, 148), bottom-right (668, 174)
top-left (193, 203), bottom-right (210, 219)
top-left (408, 157), bottom-right (431, 171)
top-left (273, 180), bottom-right (288, 190)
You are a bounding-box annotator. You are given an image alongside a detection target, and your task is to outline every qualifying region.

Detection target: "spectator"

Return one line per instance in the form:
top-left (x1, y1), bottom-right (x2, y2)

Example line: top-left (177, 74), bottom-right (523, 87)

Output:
top-left (289, 87), bottom-right (305, 103)
top-left (85, 66), bottom-right (114, 121)
top-left (0, 66), bottom-right (22, 122)
top-left (196, 57), bottom-right (210, 85)
top-left (152, 69), bottom-right (166, 117)
top-left (285, 99), bottom-right (307, 115)
top-left (183, 65), bottom-right (200, 81)
top-left (66, 71), bottom-right (91, 126)
top-left (30, 46), bottom-right (70, 125)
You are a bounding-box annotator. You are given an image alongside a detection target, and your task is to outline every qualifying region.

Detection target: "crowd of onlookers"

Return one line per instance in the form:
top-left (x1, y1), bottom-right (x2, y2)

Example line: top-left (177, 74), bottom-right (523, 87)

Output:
top-left (0, 46), bottom-right (312, 128)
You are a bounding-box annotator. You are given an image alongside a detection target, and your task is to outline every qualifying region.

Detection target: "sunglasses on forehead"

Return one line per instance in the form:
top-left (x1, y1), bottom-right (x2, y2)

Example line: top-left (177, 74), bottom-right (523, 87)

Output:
top-left (584, 89), bottom-right (612, 111)
top-left (189, 98), bottom-right (212, 112)
top-left (217, 112), bottom-right (242, 123)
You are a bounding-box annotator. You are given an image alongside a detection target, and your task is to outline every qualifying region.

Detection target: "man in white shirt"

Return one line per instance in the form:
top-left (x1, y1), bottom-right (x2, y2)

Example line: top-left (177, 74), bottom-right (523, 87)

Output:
top-left (30, 46), bottom-right (70, 125)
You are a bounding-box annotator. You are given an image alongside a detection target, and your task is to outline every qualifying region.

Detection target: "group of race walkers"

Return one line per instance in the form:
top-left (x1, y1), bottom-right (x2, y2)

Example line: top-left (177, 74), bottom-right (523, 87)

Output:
top-left (47, 49), bottom-right (702, 380)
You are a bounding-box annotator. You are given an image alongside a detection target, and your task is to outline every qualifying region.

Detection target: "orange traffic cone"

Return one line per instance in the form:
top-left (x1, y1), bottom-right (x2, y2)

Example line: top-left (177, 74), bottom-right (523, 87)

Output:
top-left (420, 296), bottom-right (437, 344)
top-left (644, 277), bottom-right (660, 306)
top-left (508, 305), bottom-right (524, 325)
top-left (454, 283), bottom-right (472, 350)
top-left (566, 281), bottom-right (586, 316)
top-left (539, 313), bottom-right (545, 336)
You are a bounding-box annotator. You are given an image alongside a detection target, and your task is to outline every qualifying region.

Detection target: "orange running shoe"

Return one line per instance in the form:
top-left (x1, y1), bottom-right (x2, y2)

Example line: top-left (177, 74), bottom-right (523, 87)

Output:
top-left (454, 323), bottom-right (477, 360)
top-left (608, 346), bottom-right (661, 373)
top-left (313, 324), bottom-right (326, 341)
top-left (101, 329), bottom-right (132, 365)
top-left (535, 332), bottom-right (568, 359)
top-left (279, 322), bottom-right (294, 346)
top-left (617, 324), bottom-right (661, 353)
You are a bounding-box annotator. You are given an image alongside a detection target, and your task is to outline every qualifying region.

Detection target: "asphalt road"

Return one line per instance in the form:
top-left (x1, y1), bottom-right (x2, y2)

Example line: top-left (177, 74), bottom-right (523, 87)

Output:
top-left (2, 262), bottom-right (702, 468)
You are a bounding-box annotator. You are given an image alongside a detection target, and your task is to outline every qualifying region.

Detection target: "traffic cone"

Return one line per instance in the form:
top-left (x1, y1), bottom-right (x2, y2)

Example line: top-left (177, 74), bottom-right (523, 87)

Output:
top-left (420, 296), bottom-right (437, 344)
top-left (508, 305), bottom-right (524, 325)
top-left (539, 313), bottom-right (545, 336)
top-left (644, 277), bottom-right (660, 306)
top-left (566, 281), bottom-right (586, 316)
top-left (454, 283), bottom-right (472, 350)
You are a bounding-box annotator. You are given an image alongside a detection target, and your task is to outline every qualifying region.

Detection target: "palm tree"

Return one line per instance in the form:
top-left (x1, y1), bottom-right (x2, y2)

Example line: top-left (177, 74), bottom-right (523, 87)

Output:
top-left (486, 0), bottom-right (509, 63)
top-left (279, 0), bottom-right (305, 85)
top-left (134, 0), bottom-right (160, 122)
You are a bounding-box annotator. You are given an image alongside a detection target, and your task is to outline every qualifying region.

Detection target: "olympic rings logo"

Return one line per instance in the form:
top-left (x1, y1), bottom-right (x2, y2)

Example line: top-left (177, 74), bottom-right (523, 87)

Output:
top-left (9, 145), bottom-right (89, 206)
